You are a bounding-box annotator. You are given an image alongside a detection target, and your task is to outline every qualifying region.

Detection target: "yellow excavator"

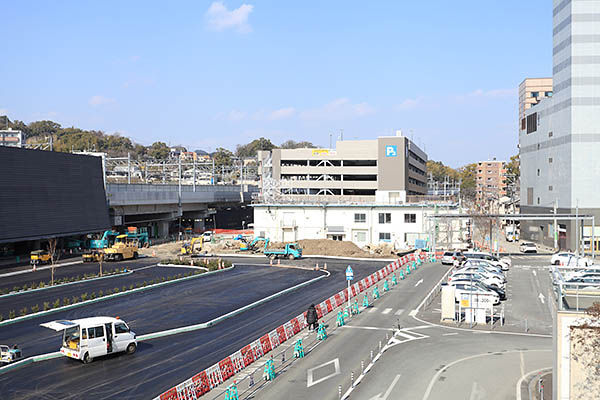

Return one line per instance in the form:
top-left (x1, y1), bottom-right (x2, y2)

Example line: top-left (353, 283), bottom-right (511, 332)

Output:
top-left (180, 237), bottom-right (203, 255)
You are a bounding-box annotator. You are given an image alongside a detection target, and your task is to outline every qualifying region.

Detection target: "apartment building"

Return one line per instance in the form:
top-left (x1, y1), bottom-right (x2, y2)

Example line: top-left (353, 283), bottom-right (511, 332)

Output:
top-left (518, 78), bottom-right (553, 123)
top-left (520, 0), bottom-right (600, 250)
top-left (256, 132), bottom-right (427, 204)
top-left (476, 159), bottom-right (506, 204)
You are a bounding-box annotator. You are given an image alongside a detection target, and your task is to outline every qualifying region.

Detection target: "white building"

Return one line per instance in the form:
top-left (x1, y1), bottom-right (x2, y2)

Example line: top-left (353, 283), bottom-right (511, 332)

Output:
top-left (520, 0), bottom-right (600, 250)
top-left (253, 202), bottom-right (464, 250)
top-left (0, 129), bottom-right (23, 148)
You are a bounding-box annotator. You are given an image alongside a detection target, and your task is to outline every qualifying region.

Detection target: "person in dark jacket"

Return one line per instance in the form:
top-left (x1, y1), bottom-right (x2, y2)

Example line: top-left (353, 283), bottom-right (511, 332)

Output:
top-left (306, 304), bottom-right (318, 332)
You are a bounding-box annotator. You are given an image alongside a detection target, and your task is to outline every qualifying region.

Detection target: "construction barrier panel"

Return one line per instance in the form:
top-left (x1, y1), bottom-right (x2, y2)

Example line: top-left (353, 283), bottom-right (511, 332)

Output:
top-left (153, 251), bottom-right (437, 399)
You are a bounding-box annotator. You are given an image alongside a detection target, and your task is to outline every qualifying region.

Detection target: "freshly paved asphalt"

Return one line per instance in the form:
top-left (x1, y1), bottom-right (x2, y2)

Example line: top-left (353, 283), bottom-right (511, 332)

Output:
top-left (0, 257), bottom-right (389, 399)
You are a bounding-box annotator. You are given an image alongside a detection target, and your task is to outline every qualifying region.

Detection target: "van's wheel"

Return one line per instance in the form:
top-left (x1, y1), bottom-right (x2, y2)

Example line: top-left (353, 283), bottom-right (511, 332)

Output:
top-left (133, 252), bottom-right (138, 259)
top-left (116, 254), bottom-right (123, 262)
top-left (83, 352), bottom-right (92, 364)
top-left (126, 343), bottom-right (137, 354)
top-left (288, 254), bottom-right (295, 260)
top-left (554, 260), bottom-right (560, 265)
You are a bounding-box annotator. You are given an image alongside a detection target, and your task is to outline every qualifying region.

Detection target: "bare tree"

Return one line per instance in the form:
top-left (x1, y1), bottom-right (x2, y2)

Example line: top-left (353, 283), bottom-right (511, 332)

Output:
top-left (47, 238), bottom-right (60, 286)
top-left (571, 302), bottom-right (600, 396)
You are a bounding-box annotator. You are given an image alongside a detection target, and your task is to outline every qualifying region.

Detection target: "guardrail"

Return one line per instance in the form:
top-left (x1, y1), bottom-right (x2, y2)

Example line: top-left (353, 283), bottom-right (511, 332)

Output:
top-left (153, 251), bottom-right (439, 399)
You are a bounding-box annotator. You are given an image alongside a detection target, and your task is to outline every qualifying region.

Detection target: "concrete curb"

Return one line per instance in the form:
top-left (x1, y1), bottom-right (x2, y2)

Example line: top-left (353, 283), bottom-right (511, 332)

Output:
top-left (0, 266), bottom-right (234, 328)
top-left (138, 269), bottom-right (330, 341)
top-left (0, 352), bottom-right (62, 375)
top-left (214, 253), bottom-right (401, 262)
top-left (156, 263), bottom-right (209, 271)
top-left (0, 270), bottom-right (134, 300)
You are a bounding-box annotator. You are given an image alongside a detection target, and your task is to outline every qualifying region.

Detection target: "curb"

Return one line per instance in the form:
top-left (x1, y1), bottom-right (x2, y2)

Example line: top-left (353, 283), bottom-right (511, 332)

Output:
top-left (214, 253), bottom-right (401, 262)
top-left (156, 263), bottom-right (209, 271)
top-left (0, 270), bottom-right (134, 300)
top-left (0, 352), bottom-right (62, 375)
top-left (0, 266), bottom-right (235, 328)
top-left (138, 269), bottom-right (329, 341)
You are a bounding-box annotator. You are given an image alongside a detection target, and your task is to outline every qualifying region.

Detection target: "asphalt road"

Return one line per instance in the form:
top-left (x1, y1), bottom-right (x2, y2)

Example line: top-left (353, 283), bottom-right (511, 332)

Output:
top-left (249, 257), bottom-right (553, 400)
top-left (0, 257), bottom-right (389, 399)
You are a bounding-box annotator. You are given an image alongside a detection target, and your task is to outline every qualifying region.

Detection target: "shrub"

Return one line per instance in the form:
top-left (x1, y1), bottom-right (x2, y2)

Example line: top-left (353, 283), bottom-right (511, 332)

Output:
top-left (135, 282), bottom-right (141, 288)
top-left (8, 310), bottom-right (16, 319)
top-left (81, 293), bottom-right (88, 301)
top-left (22, 284), bottom-right (28, 292)
top-left (122, 285), bottom-right (127, 292)
top-left (20, 307), bottom-right (28, 316)
top-left (43, 302), bottom-right (50, 311)
top-left (0, 314), bottom-right (3, 322)
top-left (63, 298), bottom-right (70, 306)
top-left (142, 281), bottom-right (147, 287)
top-left (177, 273), bottom-right (183, 279)
top-left (167, 275), bottom-right (172, 281)
top-left (113, 288), bottom-right (119, 294)
top-left (129, 284), bottom-right (134, 291)
top-left (31, 282), bottom-right (38, 289)
top-left (161, 277), bottom-right (166, 283)
top-left (72, 296), bottom-right (79, 304)
top-left (13, 286), bottom-right (19, 293)
top-left (76, 275), bottom-right (81, 281)
top-left (98, 290), bottom-right (104, 297)
top-left (105, 289), bottom-right (112, 295)
top-left (31, 304), bottom-right (39, 313)
top-left (53, 299), bottom-right (60, 308)
top-left (90, 292), bottom-right (96, 299)
top-left (39, 281), bottom-right (45, 288)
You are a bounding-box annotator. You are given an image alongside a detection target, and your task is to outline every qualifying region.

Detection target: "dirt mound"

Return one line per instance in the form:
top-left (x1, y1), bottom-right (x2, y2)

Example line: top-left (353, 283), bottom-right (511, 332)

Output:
top-left (297, 239), bottom-right (396, 258)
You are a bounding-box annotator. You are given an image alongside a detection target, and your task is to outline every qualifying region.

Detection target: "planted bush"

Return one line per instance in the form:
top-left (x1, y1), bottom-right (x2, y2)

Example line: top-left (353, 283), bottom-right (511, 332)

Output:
top-left (72, 296), bottom-right (79, 304)
top-left (81, 293), bottom-right (88, 301)
top-left (31, 304), bottom-right (39, 313)
top-left (43, 302), bottom-right (50, 311)
top-left (53, 299), bottom-right (60, 308)
top-left (63, 298), bottom-right (70, 306)
top-left (19, 307), bottom-right (28, 316)
top-left (90, 292), bottom-right (96, 299)
top-left (129, 284), bottom-right (134, 291)
top-left (9, 310), bottom-right (16, 319)
top-left (122, 285), bottom-right (127, 292)
top-left (98, 290), bottom-right (104, 297)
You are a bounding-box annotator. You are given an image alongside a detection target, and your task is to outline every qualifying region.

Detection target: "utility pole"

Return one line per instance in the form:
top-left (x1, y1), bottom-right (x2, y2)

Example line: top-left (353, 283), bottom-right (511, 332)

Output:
top-left (340, 129), bottom-right (344, 141)
top-left (127, 152), bottom-right (131, 184)
top-left (575, 199), bottom-right (579, 255)
top-left (554, 199), bottom-right (558, 250)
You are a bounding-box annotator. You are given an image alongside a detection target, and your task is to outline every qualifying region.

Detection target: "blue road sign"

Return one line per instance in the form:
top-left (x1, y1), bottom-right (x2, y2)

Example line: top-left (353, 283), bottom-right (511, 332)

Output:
top-left (346, 265), bottom-right (354, 281)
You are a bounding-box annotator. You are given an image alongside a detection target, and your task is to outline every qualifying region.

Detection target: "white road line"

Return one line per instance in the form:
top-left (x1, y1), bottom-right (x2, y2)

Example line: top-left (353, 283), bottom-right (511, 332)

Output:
top-left (532, 270), bottom-right (537, 276)
top-left (395, 309), bottom-right (405, 315)
top-left (306, 358), bottom-right (340, 388)
top-left (515, 367), bottom-right (552, 400)
top-left (443, 333), bottom-right (458, 336)
top-left (538, 293), bottom-right (545, 304)
top-left (520, 351), bottom-right (525, 377)
top-left (341, 326), bottom-right (394, 331)
top-left (415, 279), bottom-right (424, 287)
top-left (382, 308), bottom-right (392, 315)
top-left (368, 307), bottom-right (378, 313)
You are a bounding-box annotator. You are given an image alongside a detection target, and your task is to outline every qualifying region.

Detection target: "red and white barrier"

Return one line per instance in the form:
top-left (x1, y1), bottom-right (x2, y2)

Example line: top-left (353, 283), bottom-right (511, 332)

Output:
top-left (154, 251), bottom-right (436, 399)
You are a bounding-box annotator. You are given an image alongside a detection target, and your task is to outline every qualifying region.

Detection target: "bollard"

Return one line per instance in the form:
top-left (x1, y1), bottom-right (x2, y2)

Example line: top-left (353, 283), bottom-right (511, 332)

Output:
top-left (270, 259), bottom-right (273, 267)
top-left (362, 294), bottom-right (370, 308)
top-left (386, 332), bottom-right (389, 341)
top-left (318, 321), bottom-right (328, 340)
top-left (383, 279), bottom-right (389, 292)
top-left (249, 373), bottom-right (255, 387)
top-left (343, 306), bottom-right (350, 319)
top-left (190, 259), bottom-right (193, 267)
top-left (324, 263), bottom-right (327, 270)
top-left (353, 300), bottom-right (360, 315)
top-left (361, 360), bottom-right (364, 372)
top-left (336, 311), bottom-right (345, 327)
top-left (294, 339), bottom-right (305, 358)
top-left (373, 286), bottom-right (380, 300)
top-left (282, 352), bottom-right (285, 363)
top-left (370, 350), bottom-right (373, 360)
top-left (277, 259), bottom-right (280, 265)
top-left (399, 270), bottom-right (405, 280)
top-left (351, 371), bottom-right (354, 387)
top-left (525, 319), bottom-right (528, 332)
top-left (338, 385), bottom-right (342, 399)
top-left (392, 274), bottom-right (397, 286)
top-left (152, 250), bottom-right (156, 257)
top-left (379, 340), bottom-right (382, 351)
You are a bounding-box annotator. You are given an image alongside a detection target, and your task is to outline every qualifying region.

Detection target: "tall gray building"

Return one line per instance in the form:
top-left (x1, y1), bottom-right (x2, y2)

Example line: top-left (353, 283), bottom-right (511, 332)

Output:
top-left (520, 0), bottom-right (600, 249)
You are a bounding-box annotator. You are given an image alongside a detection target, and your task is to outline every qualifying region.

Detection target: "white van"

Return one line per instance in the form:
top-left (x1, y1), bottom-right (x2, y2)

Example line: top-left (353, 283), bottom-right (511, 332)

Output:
top-left (41, 316), bottom-right (137, 363)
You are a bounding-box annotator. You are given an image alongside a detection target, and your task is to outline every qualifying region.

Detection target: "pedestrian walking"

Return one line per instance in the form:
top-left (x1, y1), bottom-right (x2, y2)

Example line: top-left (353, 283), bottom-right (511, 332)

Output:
top-left (306, 304), bottom-right (318, 332)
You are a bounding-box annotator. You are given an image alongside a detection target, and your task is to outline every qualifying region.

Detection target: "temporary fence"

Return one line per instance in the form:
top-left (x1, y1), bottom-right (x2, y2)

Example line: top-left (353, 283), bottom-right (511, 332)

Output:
top-left (153, 251), bottom-right (440, 400)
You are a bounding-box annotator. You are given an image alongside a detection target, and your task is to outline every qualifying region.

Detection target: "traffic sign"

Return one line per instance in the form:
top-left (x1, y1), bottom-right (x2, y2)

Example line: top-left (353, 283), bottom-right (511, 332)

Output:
top-left (345, 266), bottom-right (354, 281)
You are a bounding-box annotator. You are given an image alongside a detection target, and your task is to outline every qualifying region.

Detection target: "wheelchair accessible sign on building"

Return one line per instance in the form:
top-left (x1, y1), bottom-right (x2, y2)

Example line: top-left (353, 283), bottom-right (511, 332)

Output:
top-left (385, 145), bottom-right (397, 157)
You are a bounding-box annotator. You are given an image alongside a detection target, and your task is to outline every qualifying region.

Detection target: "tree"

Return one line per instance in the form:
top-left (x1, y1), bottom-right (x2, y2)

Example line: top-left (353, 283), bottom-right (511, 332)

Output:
top-left (47, 238), bottom-right (60, 286)
top-left (235, 137), bottom-right (275, 158)
top-left (427, 160), bottom-right (459, 182)
top-left (571, 302), bottom-right (600, 395)
top-left (458, 163), bottom-right (478, 200)
top-left (279, 140), bottom-right (316, 149)
top-left (148, 142), bottom-right (170, 160)
top-left (506, 154), bottom-right (519, 179)
top-left (213, 147), bottom-right (234, 166)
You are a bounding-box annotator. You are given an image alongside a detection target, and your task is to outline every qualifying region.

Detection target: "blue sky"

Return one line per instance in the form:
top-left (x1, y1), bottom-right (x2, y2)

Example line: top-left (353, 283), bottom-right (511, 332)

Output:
top-left (0, 1), bottom-right (552, 167)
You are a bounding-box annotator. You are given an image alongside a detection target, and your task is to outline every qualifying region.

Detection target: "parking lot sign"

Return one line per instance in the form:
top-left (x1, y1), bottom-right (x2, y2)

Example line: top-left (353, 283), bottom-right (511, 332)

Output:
top-left (385, 145), bottom-right (397, 157)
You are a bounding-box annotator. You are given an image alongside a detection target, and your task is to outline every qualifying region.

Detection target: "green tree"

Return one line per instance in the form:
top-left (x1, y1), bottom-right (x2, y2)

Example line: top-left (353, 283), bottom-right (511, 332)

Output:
top-left (458, 163), bottom-right (478, 199)
top-left (235, 137), bottom-right (275, 158)
top-left (213, 147), bottom-right (234, 166)
top-left (279, 140), bottom-right (316, 149)
top-left (148, 142), bottom-right (170, 160)
top-left (506, 154), bottom-right (519, 179)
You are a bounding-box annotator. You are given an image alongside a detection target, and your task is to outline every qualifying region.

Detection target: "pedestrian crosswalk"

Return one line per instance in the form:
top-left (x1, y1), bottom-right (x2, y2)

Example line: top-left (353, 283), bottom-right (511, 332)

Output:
top-left (364, 307), bottom-right (405, 316)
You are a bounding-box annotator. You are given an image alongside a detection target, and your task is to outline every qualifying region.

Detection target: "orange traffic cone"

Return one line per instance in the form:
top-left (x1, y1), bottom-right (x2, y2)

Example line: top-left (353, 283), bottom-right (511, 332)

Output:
top-left (277, 259), bottom-right (281, 265)
top-left (324, 263), bottom-right (327, 270)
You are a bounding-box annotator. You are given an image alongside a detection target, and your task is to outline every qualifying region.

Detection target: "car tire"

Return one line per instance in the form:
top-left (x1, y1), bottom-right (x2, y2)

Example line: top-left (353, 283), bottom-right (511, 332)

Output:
top-left (116, 254), bottom-right (123, 262)
top-left (83, 352), bottom-right (92, 364)
top-left (554, 260), bottom-right (560, 265)
top-left (126, 343), bottom-right (137, 354)
top-left (133, 252), bottom-right (138, 259)
top-left (288, 254), bottom-right (295, 260)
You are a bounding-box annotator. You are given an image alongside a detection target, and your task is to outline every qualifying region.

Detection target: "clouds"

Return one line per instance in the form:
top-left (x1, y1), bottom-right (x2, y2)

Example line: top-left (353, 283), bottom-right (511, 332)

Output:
top-left (89, 95), bottom-right (116, 107)
top-left (267, 107), bottom-right (296, 120)
top-left (205, 2), bottom-right (254, 33)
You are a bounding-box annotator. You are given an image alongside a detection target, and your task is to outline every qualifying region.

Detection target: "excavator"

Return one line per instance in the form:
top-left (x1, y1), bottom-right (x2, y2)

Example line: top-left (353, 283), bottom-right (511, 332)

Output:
top-left (180, 237), bottom-right (204, 255)
top-left (235, 235), bottom-right (269, 253)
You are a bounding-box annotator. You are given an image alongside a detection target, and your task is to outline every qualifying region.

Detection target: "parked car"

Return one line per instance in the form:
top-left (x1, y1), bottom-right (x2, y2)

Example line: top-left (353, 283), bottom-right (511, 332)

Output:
top-left (520, 242), bottom-right (537, 253)
top-left (462, 259), bottom-right (504, 275)
top-left (455, 265), bottom-right (506, 283)
top-left (450, 283), bottom-right (500, 305)
top-left (463, 251), bottom-right (511, 271)
top-left (551, 252), bottom-right (591, 266)
top-left (202, 231), bottom-right (214, 242)
top-left (449, 279), bottom-right (506, 301)
top-left (441, 251), bottom-right (465, 265)
top-left (449, 271), bottom-right (505, 289)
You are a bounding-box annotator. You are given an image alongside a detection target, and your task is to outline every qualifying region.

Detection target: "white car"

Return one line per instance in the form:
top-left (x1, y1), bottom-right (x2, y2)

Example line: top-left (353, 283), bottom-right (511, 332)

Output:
top-left (450, 283), bottom-right (500, 305)
top-left (520, 242), bottom-right (537, 253)
top-left (462, 259), bottom-right (504, 275)
top-left (463, 251), bottom-right (511, 271)
top-left (441, 251), bottom-right (464, 265)
top-left (202, 231), bottom-right (214, 242)
top-left (551, 252), bottom-right (591, 266)
top-left (455, 265), bottom-right (506, 283)
top-left (449, 271), bottom-right (505, 289)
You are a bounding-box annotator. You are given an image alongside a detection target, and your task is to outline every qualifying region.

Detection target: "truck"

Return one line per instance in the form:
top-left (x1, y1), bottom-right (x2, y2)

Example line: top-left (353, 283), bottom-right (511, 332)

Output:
top-left (90, 230), bottom-right (120, 249)
top-left (264, 243), bottom-right (302, 260)
top-left (103, 235), bottom-right (139, 261)
top-left (504, 225), bottom-right (519, 242)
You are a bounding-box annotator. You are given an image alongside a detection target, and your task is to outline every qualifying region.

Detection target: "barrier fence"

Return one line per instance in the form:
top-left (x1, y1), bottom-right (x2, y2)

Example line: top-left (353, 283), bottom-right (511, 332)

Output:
top-left (153, 251), bottom-right (440, 400)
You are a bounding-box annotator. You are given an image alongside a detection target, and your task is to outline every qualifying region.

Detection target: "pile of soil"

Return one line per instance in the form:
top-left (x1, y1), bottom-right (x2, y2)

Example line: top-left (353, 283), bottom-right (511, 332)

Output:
top-left (297, 239), bottom-right (396, 258)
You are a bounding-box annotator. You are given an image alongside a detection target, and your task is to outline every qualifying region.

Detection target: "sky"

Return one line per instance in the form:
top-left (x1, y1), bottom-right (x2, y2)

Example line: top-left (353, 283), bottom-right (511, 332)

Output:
top-left (0, 1), bottom-right (553, 167)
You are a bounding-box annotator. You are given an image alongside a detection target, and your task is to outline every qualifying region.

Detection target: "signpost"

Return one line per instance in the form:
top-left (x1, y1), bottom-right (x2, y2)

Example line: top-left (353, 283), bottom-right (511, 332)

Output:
top-left (346, 266), bottom-right (354, 313)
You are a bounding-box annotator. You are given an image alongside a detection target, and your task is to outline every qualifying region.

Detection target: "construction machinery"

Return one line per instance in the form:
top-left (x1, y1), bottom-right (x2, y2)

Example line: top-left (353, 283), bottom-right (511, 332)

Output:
top-left (30, 250), bottom-right (51, 266)
top-left (0, 344), bottom-right (22, 364)
top-left (82, 250), bottom-right (104, 263)
top-left (126, 227), bottom-right (150, 248)
top-left (237, 236), bottom-right (269, 253)
top-left (90, 230), bottom-right (120, 249)
top-left (180, 237), bottom-right (204, 255)
top-left (103, 236), bottom-right (139, 262)
top-left (264, 243), bottom-right (302, 260)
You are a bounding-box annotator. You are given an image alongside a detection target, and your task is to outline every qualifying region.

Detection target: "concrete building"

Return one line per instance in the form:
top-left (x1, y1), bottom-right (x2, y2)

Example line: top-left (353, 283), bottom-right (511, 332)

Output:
top-left (476, 159), bottom-right (507, 206)
top-left (257, 131), bottom-right (427, 204)
top-left (520, 0), bottom-right (600, 250)
top-left (0, 129), bottom-right (23, 148)
top-left (519, 78), bottom-right (553, 123)
top-left (253, 202), bottom-right (464, 249)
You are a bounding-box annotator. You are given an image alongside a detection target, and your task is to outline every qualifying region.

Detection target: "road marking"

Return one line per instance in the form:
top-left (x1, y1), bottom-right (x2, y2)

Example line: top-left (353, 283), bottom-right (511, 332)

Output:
top-left (515, 367), bottom-right (552, 400)
top-left (382, 308), bottom-right (392, 315)
top-left (306, 358), bottom-right (340, 388)
top-left (368, 307), bottom-right (378, 313)
top-left (520, 351), bottom-right (525, 377)
top-left (415, 279), bottom-right (424, 287)
top-left (135, 264), bottom-right (158, 271)
top-left (469, 382), bottom-right (487, 400)
top-left (395, 309), bottom-right (404, 315)
top-left (538, 293), bottom-right (545, 304)
top-left (368, 374), bottom-right (401, 400)
top-left (532, 270), bottom-right (537, 276)
top-left (409, 310), bottom-right (417, 317)
top-left (341, 326), bottom-right (394, 331)
top-left (443, 333), bottom-right (458, 336)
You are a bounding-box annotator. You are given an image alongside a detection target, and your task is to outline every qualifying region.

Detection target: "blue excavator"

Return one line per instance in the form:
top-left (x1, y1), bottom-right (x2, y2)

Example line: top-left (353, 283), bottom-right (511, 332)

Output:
top-left (234, 235), bottom-right (270, 253)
